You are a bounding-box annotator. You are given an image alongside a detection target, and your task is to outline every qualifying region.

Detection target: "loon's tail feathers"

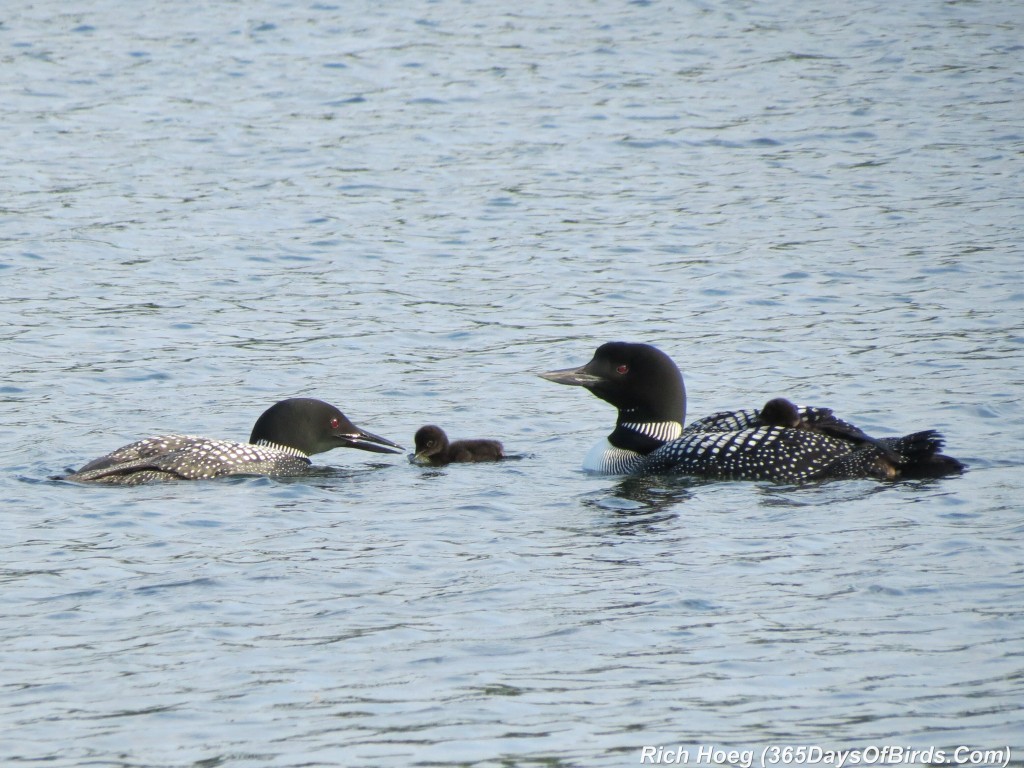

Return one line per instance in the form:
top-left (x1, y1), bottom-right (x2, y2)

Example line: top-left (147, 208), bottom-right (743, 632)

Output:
top-left (821, 430), bottom-right (965, 481)
top-left (880, 430), bottom-right (965, 479)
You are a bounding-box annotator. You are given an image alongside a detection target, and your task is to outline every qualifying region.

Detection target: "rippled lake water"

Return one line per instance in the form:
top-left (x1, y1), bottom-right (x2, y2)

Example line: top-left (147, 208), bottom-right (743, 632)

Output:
top-left (2, 1), bottom-right (1023, 766)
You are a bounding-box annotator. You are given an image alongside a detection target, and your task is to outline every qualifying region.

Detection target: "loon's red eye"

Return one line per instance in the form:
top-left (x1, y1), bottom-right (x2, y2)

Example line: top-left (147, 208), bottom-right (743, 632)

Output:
top-left (330, 417), bottom-right (340, 429)
top-left (616, 364), bottom-right (629, 374)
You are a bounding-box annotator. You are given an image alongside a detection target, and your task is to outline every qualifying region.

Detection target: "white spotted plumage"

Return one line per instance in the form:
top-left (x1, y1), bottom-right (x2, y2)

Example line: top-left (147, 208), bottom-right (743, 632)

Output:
top-left (640, 425), bottom-right (858, 483)
top-left (67, 434), bottom-right (312, 485)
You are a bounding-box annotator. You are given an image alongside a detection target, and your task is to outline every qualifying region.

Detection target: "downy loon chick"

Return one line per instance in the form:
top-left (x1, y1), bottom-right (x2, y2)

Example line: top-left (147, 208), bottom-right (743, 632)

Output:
top-left (540, 342), bottom-right (964, 483)
top-left (412, 425), bottom-right (505, 467)
top-left (65, 398), bottom-right (403, 486)
top-left (758, 396), bottom-right (895, 450)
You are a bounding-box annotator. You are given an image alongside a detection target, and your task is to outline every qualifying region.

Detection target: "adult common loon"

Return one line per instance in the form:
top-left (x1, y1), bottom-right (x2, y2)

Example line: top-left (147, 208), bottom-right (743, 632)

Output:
top-left (411, 425), bottom-right (505, 466)
top-left (65, 397), bottom-right (403, 485)
top-left (540, 342), bottom-right (964, 483)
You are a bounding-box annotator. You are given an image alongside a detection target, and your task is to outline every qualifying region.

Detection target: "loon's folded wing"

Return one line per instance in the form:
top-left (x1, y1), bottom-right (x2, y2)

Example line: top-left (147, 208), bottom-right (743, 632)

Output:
top-left (72, 434), bottom-right (200, 474)
top-left (640, 427), bottom-right (854, 483)
top-left (68, 438), bottom-right (312, 484)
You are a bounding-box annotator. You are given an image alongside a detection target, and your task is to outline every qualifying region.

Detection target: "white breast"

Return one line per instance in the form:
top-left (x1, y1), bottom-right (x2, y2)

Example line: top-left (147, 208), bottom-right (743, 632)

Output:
top-left (582, 438), bottom-right (645, 475)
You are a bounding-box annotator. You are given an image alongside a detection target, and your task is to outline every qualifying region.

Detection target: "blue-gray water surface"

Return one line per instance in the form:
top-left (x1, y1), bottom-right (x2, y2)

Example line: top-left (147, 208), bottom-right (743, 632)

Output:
top-left (2, 1), bottom-right (1022, 766)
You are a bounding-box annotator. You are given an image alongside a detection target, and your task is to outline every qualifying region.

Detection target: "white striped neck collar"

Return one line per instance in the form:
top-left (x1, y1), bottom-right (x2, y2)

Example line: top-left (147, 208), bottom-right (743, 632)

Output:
top-left (609, 420), bottom-right (683, 455)
top-left (253, 439), bottom-right (310, 459)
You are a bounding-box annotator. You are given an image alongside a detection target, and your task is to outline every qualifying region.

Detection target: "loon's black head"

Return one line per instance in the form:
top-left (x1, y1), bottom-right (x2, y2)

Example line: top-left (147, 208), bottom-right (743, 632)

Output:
top-left (248, 398), bottom-right (403, 456)
top-left (413, 425), bottom-right (449, 461)
top-left (539, 342), bottom-right (686, 424)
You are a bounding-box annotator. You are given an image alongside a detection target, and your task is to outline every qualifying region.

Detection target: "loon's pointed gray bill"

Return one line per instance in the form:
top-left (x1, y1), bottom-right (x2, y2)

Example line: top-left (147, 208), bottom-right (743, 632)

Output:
top-left (538, 365), bottom-right (603, 388)
top-left (341, 428), bottom-right (404, 454)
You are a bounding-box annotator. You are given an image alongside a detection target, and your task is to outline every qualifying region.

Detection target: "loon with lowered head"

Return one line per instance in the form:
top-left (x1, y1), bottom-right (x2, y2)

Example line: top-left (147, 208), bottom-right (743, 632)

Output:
top-left (411, 425), bottom-right (505, 466)
top-left (65, 397), bottom-right (403, 486)
top-left (540, 342), bottom-right (964, 483)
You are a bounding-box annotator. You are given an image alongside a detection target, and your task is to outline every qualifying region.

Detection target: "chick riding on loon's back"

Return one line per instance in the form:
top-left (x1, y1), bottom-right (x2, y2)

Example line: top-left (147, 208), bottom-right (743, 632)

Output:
top-left (65, 397), bottom-right (403, 486)
top-left (540, 342), bottom-right (964, 483)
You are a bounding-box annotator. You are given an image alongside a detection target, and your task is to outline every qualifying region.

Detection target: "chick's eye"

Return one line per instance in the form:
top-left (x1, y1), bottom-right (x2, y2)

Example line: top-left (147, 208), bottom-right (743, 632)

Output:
top-left (616, 364), bottom-right (629, 375)
top-left (330, 417), bottom-right (340, 429)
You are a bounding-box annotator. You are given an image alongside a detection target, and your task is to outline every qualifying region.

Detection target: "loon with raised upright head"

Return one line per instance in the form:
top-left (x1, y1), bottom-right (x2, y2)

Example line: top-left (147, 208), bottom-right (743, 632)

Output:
top-left (540, 342), bottom-right (964, 483)
top-left (65, 397), bottom-right (403, 486)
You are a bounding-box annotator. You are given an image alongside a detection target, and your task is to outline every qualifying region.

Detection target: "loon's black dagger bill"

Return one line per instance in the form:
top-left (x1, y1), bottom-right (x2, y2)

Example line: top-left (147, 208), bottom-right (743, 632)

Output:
top-left (538, 366), bottom-right (605, 388)
top-left (340, 428), bottom-right (404, 454)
